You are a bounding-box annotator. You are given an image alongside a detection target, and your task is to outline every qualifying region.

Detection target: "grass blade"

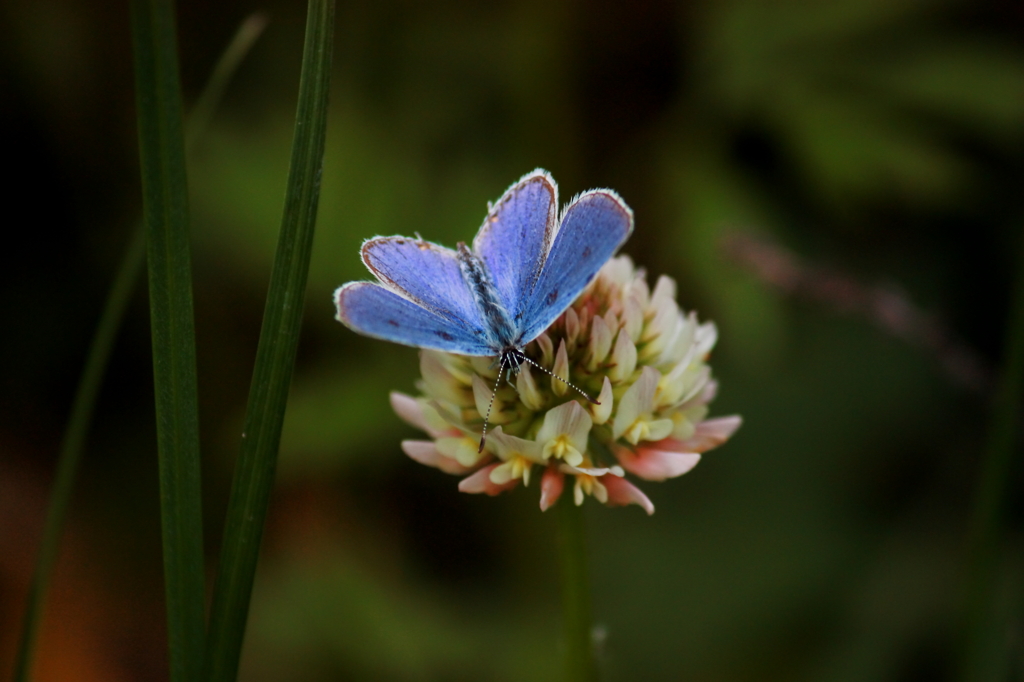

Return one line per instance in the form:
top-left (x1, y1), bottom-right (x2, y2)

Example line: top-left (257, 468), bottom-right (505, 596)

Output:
top-left (962, 223), bottom-right (1024, 681)
top-left (11, 231), bottom-right (145, 682)
top-left (131, 0), bottom-right (205, 680)
top-left (11, 15), bottom-right (267, 681)
top-left (203, 1), bottom-right (336, 681)
top-left (185, 13), bottom-right (268, 150)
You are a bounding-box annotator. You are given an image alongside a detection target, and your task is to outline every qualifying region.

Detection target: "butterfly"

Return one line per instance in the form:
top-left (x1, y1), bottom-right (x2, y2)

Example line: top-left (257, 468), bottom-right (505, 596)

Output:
top-left (334, 169), bottom-right (634, 445)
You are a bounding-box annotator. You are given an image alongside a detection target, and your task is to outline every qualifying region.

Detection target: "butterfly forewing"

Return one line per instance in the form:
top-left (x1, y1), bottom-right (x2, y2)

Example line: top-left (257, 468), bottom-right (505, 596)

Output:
top-left (362, 237), bottom-right (486, 332)
top-left (335, 281), bottom-right (493, 355)
top-left (472, 170), bottom-right (557, 329)
top-left (517, 190), bottom-right (634, 344)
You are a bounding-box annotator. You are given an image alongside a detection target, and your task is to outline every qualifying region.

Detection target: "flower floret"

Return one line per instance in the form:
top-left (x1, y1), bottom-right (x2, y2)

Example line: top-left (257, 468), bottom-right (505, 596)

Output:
top-left (537, 401), bottom-right (592, 467)
top-left (487, 427), bottom-right (545, 486)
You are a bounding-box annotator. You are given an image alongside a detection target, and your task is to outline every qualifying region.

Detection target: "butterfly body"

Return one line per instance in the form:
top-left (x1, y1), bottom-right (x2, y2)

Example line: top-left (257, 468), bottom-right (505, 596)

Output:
top-left (335, 169), bottom-right (633, 372)
top-left (455, 242), bottom-right (518, 351)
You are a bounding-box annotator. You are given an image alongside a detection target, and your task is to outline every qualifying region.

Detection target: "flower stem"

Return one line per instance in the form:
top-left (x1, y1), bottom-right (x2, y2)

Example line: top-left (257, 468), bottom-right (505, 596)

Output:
top-left (557, 496), bottom-right (598, 682)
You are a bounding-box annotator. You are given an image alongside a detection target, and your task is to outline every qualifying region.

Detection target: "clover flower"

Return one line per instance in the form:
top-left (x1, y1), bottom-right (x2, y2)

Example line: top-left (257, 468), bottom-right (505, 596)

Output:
top-left (391, 256), bottom-right (741, 514)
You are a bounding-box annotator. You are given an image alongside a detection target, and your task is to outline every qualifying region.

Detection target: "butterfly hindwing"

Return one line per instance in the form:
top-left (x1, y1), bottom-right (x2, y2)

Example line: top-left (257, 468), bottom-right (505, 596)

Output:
top-left (517, 190), bottom-right (634, 343)
top-left (472, 170), bottom-right (557, 328)
top-left (335, 282), bottom-right (493, 355)
top-left (362, 237), bottom-right (486, 332)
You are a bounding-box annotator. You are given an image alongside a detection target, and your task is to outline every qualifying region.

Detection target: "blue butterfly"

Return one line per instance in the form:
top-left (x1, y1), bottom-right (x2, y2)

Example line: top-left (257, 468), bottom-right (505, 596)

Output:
top-left (334, 169), bottom-right (633, 411)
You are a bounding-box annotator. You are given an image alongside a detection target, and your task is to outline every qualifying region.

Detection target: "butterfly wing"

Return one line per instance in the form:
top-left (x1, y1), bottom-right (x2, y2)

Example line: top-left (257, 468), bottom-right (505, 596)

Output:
top-left (517, 190), bottom-right (634, 344)
top-left (472, 170), bottom-right (557, 327)
top-left (335, 282), bottom-right (494, 355)
top-left (362, 236), bottom-right (487, 333)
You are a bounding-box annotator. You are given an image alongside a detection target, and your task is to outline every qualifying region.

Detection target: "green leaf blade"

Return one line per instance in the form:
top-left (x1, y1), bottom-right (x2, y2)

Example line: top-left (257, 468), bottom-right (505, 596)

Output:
top-left (12, 14), bottom-right (265, 682)
top-left (130, 1), bottom-right (206, 681)
top-left (204, 2), bottom-right (336, 681)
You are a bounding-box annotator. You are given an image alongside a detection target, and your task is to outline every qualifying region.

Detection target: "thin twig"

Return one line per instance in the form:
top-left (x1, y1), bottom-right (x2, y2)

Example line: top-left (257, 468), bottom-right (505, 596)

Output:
top-left (722, 231), bottom-right (993, 396)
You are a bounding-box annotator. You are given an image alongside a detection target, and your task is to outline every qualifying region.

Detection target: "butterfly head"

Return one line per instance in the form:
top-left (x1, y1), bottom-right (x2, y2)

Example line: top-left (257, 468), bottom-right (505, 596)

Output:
top-left (500, 347), bottom-right (527, 375)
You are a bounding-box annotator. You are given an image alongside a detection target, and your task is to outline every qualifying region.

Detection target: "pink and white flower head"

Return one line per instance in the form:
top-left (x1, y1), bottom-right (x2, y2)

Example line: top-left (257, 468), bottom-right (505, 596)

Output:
top-left (392, 256), bottom-right (741, 514)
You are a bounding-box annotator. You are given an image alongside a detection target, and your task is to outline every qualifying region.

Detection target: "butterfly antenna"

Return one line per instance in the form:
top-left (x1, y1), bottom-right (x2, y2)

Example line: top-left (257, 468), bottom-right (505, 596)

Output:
top-left (478, 355), bottom-right (506, 453)
top-left (519, 355), bottom-right (600, 405)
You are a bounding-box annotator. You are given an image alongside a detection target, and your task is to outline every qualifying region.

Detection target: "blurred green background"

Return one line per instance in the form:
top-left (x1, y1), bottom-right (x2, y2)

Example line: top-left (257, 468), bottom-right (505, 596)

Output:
top-left (2, 0), bottom-right (1023, 680)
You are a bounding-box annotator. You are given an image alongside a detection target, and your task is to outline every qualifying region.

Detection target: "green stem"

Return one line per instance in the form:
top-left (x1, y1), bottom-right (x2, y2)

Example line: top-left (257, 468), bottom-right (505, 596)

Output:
top-left (203, 2), bottom-right (335, 681)
top-left (11, 230), bottom-right (145, 682)
top-left (11, 13), bottom-right (265, 682)
top-left (962, 223), bottom-right (1024, 682)
top-left (557, 495), bottom-right (598, 682)
top-left (184, 13), bottom-right (268, 151)
top-left (131, 0), bottom-right (206, 678)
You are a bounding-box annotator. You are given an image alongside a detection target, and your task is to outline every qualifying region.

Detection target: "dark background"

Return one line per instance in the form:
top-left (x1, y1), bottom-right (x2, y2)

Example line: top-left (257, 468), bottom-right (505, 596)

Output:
top-left (2, 0), bottom-right (1023, 680)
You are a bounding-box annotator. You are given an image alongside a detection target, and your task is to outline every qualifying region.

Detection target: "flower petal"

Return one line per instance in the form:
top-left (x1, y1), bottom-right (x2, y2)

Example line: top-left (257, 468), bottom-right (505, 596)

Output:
top-left (638, 308), bottom-right (680, 361)
top-left (696, 379), bottom-right (719, 405)
top-left (608, 328), bottom-right (637, 382)
top-left (649, 311), bottom-right (696, 365)
top-left (617, 446), bottom-right (701, 481)
top-left (538, 400), bottom-right (593, 454)
top-left (565, 306), bottom-right (580, 349)
top-left (577, 306), bottom-right (592, 342)
top-left (601, 254), bottom-right (634, 285)
top-left (401, 440), bottom-right (476, 475)
top-left (670, 415), bottom-right (696, 440)
top-left (488, 426), bottom-right (544, 462)
top-left (536, 333), bottom-right (554, 367)
top-left (624, 270), bottom-right (650, 307)
top-left (437, 436), bottom-right (487, 467)
top-left (551, 339), bottom-right (570, 397)
top-left (651, 274), bottom-right (676, 308)
top-left (421, 351), bottom-right (472, 406)
top-left (622, 294), bottom-right (644, 342)
top-left (591, 377), bottom-right (613, 425)
top-left (677, 366), bottom-right (711, 406)
top-left (612, 366), bottom-right (660, 440)
top-left (656, 360), bottom-right (705, 408)
top-left (458, 463), bottom-right (519, 496)
top-left (515, 363), bottom-right (545, 411)
top-left (624, 416), bottom-right (672, 445)
top-left (602, 475), bottom-right (655, 515)
top-left (561, 463), bottom-right (623, 477)
top-left (539, 467), bottom-right (565, 511)
top-left (644, 418), bottom-right (675, 443)
top-left (586, 315), bottom-right (614, 371)
top-left (468, 355), bottom-right (496, 377)
top-left (391, 393), bottom-right (455, 439)
top-left (672, 415), bottom-right (742, 452)
top-left (473, 374), bottom-right (512, 425)
top-left (391, 392), bottom-right (428, 431)
top-left (694, 321), bottom-right (718, 358)
top-left (489, 461), bottom-right (515, 485)
top-left (603, 310), bottom-right (618, 337)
